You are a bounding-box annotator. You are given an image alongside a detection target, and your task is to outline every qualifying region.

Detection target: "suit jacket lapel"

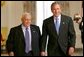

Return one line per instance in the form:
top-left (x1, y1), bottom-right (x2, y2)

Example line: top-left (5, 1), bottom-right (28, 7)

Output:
top-left (50, 16), bottom-right (58, 35)
top-left (59, 15), bottom-right (65, 35)
top-left (18, 25), bottom-right (25, 45)
top-left (30, 25), bottom-right (34, 48)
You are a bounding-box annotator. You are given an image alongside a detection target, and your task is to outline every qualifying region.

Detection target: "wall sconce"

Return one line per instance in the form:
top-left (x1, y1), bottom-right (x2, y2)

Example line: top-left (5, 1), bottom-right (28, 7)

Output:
top-left (74, 13), bottom-right (81, 23)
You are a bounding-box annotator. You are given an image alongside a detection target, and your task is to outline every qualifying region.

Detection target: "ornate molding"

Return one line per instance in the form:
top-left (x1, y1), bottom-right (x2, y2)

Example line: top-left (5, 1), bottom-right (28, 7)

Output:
top-left (1, 1), bottom-right (5, 7)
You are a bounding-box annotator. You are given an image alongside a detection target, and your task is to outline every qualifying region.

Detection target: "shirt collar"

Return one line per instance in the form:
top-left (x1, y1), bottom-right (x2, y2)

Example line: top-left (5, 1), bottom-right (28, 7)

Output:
top-left (22, 24), bottom-right (30, 30)
top-left (54, 14), bottom-right (61, 20)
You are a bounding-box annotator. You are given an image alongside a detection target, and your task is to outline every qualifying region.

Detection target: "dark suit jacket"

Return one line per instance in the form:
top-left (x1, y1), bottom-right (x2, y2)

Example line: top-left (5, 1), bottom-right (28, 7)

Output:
top-left (6, 24), bottom-right (41, 56)
top-left (79, 17), bottom-right (83, 32)
top-left (79, 17), bottom-right (83, 43)
top-left (41, 14), bottom-right (76, 55)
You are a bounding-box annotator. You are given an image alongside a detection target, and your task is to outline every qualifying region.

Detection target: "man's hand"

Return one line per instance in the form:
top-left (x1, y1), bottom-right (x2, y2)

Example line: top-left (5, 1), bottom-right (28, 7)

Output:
top-left (8, 51), bottom-right (14, 56)
top-left (41, 51), bottom-right (47, 56)
top-left (68, 47), bottom-right (75, 56)
top-left (45, 51), bottom-right (48, 56)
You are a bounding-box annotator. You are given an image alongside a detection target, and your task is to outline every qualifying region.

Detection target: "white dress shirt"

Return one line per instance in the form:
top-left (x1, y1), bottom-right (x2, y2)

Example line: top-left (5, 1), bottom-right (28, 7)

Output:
top-left (22, 25), bottom-right (32, 51)
top-left (54, 14), bottom-right (61, 24)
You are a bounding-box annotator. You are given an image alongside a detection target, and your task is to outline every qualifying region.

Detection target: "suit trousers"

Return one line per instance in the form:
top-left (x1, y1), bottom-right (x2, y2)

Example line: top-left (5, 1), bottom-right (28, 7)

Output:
top-left (54, 45), bottom-right (66, 56)
top-left (48, 44), bottom-right (66, 56)
top-left (25, 51), bottom-right (33, 56)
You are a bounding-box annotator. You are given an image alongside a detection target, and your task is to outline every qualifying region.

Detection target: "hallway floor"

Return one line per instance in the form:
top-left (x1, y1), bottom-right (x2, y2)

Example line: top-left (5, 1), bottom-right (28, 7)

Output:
top-left (1, 48), bottom-right (83, 56)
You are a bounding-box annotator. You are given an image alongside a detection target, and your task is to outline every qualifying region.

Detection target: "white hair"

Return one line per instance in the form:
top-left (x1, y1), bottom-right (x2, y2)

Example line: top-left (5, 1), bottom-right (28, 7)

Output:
top-left (21, 12), bottom-right (31, 19)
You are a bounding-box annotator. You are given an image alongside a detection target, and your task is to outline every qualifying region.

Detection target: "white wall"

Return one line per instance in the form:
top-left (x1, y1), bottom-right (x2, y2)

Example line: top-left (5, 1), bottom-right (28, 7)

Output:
top-left (69, 1), bottom-right (82, 19)
top-left (36, 1), bottom-right (54, 51)
top-left (1, 2), bottom-right (8, 27)
top-left (7, 1), bottom-right (23, 31)
top-left (36, 1), bottom-right (44, 34)
top-left (2, 2), bottom-right (23, 28)
top-left (36, 1), bottom-right (54, 33)
top-left (1, 1), bottom-right (23, 36)
top-left (69, 1), bottom-right (83, 48)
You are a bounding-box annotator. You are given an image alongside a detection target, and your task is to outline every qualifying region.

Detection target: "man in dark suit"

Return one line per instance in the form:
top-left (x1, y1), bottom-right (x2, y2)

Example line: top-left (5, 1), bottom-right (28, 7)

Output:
top-left (79, 17), bottom-right (83, 44)
top-left (41, 2), bottom-right (76, 56)
top-left (6, 12), bottom-right (41, 56)
top-left (79, 2), bottom-right (83, 44)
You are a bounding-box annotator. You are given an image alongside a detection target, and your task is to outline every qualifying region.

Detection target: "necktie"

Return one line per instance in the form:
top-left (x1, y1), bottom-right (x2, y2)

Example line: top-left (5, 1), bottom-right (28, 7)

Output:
top-left (25, 28), bottom-right (30, 53)
top-left (55, 17), bottom-right (60, 34)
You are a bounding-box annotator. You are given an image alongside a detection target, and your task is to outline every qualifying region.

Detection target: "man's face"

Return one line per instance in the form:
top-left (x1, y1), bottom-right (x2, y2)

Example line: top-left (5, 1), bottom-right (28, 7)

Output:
top-left (22, 15), bottom-right (31, 27)
top-left (51, 4), bottom-right (61, 16)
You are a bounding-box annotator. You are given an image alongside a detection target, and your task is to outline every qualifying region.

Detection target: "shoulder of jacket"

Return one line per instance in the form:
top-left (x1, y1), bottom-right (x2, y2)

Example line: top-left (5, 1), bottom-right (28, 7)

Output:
top-left (10, 25), bottom-right (21, 30)
top-left (31, 24), bottom-right (39, 28)
top-left (43, 16), bottom-right (53, 22)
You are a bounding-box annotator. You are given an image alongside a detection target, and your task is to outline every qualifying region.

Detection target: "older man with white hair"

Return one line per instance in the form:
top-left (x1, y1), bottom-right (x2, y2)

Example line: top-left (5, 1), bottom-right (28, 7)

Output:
top-left (6, 12), bottom-right (41, 56)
